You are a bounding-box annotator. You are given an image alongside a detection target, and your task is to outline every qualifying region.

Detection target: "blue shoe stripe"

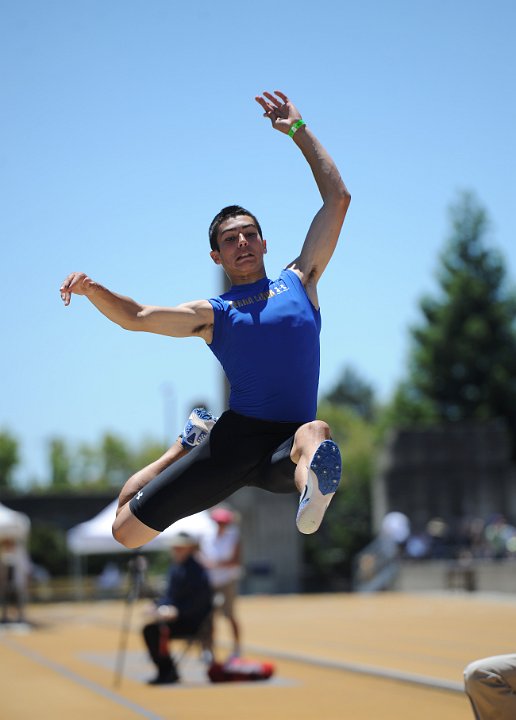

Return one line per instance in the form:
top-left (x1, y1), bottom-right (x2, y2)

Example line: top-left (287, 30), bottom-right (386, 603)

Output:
top-left (310, 440), bottom-right (342, 496)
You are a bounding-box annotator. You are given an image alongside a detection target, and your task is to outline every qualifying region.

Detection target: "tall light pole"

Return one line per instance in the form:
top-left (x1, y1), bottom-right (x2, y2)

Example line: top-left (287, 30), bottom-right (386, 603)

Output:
top-left (160, 382), bottom-right (176, 444)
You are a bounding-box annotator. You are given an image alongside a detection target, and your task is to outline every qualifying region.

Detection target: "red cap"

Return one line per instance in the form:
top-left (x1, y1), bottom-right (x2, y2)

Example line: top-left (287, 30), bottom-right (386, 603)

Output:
top-left (211, 508), bottom-right (235, 524)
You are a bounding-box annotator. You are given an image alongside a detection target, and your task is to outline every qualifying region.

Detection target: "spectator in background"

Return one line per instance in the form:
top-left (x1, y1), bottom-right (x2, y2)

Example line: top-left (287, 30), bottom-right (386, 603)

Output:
top-left (200, 507), bottom-right (243, 659)
top-left (426, 517), bottom-right (451, 559)
top-left (96, 562), bottom-right (122, 598)
top-left (464, 653), bottom-right (516, 719)
top-left (380, 511), bottom-right (410, 553)
top-left (484, 514), bottom-right (516, 559)
top-left (142, 532), bottom-right (213, 685)
top-left (0, 538), bottom-right (30, 624)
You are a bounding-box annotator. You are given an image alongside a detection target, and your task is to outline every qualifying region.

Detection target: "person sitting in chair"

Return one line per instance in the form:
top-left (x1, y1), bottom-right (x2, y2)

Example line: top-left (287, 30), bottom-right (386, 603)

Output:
top-left (142, 531), bottom-right (213, 685)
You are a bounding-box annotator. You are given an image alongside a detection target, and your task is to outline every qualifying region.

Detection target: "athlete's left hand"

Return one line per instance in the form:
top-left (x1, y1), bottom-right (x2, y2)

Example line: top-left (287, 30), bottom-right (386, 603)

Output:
top-left (255, 90), bottom-right (303, 135)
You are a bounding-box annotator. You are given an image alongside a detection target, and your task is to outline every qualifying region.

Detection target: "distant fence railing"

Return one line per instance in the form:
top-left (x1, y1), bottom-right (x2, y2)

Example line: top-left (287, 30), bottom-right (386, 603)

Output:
top-left (352, 535), bottom-right (401, 592)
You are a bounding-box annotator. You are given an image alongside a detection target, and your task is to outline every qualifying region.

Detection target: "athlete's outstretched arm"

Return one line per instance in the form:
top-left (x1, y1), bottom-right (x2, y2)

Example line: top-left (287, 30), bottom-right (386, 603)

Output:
top-left (255, 90), bottom-right (350, 297)
top-left (60, 272), bottom-right (214, 341)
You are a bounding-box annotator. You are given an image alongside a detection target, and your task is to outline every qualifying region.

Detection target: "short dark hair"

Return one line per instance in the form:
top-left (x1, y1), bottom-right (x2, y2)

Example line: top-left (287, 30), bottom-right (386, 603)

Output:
top-left (209, 205), bottom-right (263, 251)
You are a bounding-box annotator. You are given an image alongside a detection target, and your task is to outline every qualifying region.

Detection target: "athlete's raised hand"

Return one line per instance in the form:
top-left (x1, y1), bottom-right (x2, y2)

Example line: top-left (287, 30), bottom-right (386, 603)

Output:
top-left (60, 271), bottom-right (96, 306)
top-left (255, 90), bottom-right (303, 135)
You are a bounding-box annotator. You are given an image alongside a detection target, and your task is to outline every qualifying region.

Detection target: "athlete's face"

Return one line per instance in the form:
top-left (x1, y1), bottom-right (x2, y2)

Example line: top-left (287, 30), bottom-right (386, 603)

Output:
top-left (210, 215), bottom-right (267, 284)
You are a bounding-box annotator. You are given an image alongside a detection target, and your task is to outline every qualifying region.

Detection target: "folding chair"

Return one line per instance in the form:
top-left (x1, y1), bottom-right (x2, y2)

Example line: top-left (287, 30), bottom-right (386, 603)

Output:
top-left (173, 609), bottom-right (215, 670)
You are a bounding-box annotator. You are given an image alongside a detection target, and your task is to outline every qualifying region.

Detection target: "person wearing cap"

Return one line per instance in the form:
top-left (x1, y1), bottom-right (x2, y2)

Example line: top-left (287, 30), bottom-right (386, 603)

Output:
top-left (60, 89), bottom-right (350, 549)
top-left (200, 507), bottom-right (242, 659)
top-left (142, 531), bottom-right (213, 685)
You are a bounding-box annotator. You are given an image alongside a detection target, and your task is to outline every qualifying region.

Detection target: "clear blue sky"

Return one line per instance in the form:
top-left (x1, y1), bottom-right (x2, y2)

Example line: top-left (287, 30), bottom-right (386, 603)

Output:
top-left (1, 0), bottom-right (515, 485)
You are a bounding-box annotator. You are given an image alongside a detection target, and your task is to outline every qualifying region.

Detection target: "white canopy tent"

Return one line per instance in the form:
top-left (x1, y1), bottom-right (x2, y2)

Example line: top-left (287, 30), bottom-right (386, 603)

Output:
top-left (67, 500), bottom-right (217, 600)
top-left (0, 502), bottom-right (30, 541)
top-left (0, 503), bottom-right (31, 621)
top-left (67, 500), bottom-right (215, 555)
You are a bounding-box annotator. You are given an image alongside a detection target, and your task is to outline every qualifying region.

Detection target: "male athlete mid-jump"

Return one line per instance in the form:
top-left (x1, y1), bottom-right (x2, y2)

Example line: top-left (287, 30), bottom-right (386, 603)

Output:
top-left (60, 90), bottom-right (351, 548)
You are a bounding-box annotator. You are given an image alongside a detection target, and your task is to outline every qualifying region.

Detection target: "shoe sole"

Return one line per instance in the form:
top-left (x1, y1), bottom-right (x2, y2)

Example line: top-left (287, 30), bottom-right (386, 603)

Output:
top-left (296, 440), bottom-right (342, 535)
top-left (181, 410), bottom-right (218, 449)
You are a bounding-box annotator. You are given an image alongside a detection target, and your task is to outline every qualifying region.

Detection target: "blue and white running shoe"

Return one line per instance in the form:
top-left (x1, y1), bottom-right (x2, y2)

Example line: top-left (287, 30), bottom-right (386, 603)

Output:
top-left (181, 408), bottom-right (218, 449)
top-left (296, 440), bottom-right (342, 534)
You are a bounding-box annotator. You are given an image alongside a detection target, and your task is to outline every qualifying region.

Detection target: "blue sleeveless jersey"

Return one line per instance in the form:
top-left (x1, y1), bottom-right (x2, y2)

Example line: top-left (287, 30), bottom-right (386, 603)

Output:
top-left (208, 269), bottom-right (321, 423)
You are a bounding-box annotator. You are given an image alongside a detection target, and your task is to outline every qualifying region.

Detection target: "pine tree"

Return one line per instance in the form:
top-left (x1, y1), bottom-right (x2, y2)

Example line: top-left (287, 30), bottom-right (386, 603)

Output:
top-left (0, 430), bottom-right (19, 490)
top-left (392, 192), bottom-right (516, 450)
top-left (323, 365), bottom-right (377, 421)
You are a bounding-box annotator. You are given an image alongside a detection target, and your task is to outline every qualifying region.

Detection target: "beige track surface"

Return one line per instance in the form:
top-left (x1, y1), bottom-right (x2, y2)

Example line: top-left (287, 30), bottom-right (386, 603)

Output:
top-left (1, 592), bottom-right (509, 719)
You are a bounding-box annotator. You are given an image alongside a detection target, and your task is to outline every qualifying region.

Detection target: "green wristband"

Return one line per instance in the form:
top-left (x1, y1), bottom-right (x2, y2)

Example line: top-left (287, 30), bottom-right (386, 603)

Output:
top-left (288, 119), bottom-right (306, 138)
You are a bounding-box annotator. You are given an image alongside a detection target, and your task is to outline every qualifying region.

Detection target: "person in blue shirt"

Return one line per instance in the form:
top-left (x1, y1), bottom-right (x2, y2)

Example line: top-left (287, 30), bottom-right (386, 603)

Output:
top-left (142, 531), bottom-right (213, 685)
top-left (60, 89), bottom-right (351, 548)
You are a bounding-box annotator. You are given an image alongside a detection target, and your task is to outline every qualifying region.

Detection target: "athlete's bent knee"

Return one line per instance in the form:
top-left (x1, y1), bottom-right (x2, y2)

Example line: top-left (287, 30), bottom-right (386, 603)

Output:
top-left (291, 420), bottom-right (332, 463)
top-left (112, 520), bottom-right (139, 549)
top-left (298, 419), bottom-right (331, 439)
top-left (112, 505), bottom-right (160, 549)
top-left (312, 419), bottom-right (331, 437)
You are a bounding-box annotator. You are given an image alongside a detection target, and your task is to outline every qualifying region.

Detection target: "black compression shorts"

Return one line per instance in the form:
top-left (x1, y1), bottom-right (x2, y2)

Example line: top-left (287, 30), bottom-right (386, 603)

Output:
top-left (129, 410), bottom-right (302, 532)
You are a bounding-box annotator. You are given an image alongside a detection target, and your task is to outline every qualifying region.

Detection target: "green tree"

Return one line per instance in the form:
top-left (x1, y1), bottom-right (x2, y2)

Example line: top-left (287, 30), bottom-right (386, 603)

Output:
top-left (100, 432), bottom-right (134, 486)
top-left (29, 523), bottom-right (70, 576)
top-left (73, 442), bottom-right (102, 487)
top-left (38, 433), bottom-right (169, 491)
top-left (133, 439), bottom-right (168, 470)
top-left (324, 366), bottom-right (377, 421)
top-left (70, 437), bottom-right (133, 489)
top-left (49, 438), bottom-right (72, 489)
top-left (388, 192), bottom-right (516, 446)
top-left (0, 429), bottom-right (19, 489)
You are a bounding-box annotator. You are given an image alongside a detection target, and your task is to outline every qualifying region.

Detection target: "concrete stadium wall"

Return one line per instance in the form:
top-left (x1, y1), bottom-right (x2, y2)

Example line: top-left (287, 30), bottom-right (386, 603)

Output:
top-left (395, 559), bottom-right (516, 594)
top-left (373, 421), bottom-right (516, 534)
top-left (228, 486), bottom-right (303, 595)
